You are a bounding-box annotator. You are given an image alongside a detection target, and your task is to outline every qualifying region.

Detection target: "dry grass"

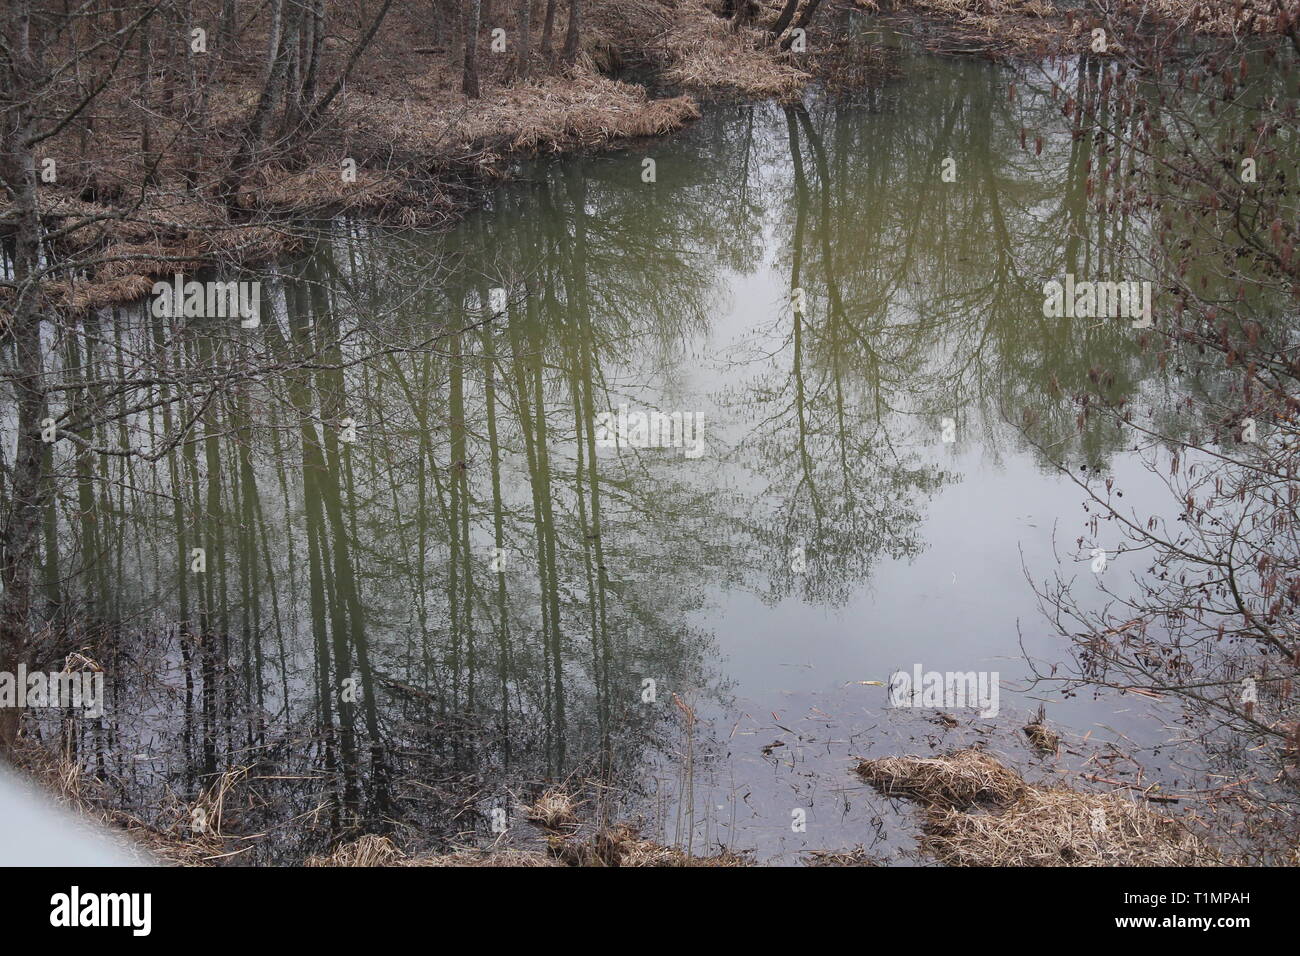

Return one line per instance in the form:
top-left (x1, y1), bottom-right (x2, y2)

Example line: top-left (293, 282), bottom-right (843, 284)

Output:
top-left (666, 3), bottom-right (810, 99)
top-left (858, 747), bottom-right (1030, 808)
top-left (857, 747), bottom-right (1223, 866)
top-left (254, 163), bottom-right (411, 214)
top-left (909, 0), bottom-right (1055, 19)
top-left (10, 738), bottom-right (215, 866)
top-left (1145, 0), bottom-right (1291, 35)
top-left (892, 0), bottom-right (1292, 56)
top-left (526, 787), bottom-right (580, 832)
top-left (895, 0), bottom-right (1073, 55)
top-left (5, 1), bottom-right (759, 316)
top-left (308, 821), bottom-right (750, 867)
top-left (1023, 704), bottom-right (1062, 754)
top-left (924, 786), bottom-right (1220, 866)
top-left (305, 834), bottom-right (407, 867)
top-left (447, 73), bottom-right (701, 150)
top-left (12, 738), bottom-right (752, 867)
top-left (24, 68), bottom-right (701, 311)
top-left (550, 823), bottom-right (752, 867)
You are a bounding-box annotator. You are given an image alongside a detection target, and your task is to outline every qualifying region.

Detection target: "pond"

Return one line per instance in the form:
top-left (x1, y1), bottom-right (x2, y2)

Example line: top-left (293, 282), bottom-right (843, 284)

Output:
top-left (22, 46), bottom-right (1266, 863)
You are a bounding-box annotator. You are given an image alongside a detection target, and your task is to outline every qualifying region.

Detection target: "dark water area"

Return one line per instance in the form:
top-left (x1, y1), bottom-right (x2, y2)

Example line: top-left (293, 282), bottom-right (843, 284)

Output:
top-left (10, 46), bottom-right (1294, 864)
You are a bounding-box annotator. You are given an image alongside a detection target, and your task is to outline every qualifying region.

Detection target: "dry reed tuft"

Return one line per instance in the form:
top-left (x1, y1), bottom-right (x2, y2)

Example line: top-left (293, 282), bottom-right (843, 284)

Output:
top-left (921, 787), bottom-right (1221, 866)
top-left (857, 747), bottom-right (1029, 808)
top-left (526, 787), bottom-right (581, 831)
top-left (857, 747), bottom-right (1222, 866)
top-left (305, 834), bottom-right (408, 867)
top-left (1023, 704), bottom-right (1061, 754)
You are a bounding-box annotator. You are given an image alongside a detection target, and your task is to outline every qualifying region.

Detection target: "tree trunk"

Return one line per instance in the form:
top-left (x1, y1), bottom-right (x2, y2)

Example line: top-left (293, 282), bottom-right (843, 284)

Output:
top-left (0, 128), bottom-right (44, 760)
top-left (515, 0), bottom-right (532, 78)
top-left (221, 0), bottom-right (286, 205)
top-left (300, 0), bottom-right (325, 106)
top-left (780, 0), bottom-right (823, 50)
top-left (463, 0), bottom-right (481, 98)
top-left (562, 0), bottom-right (580, 63)
top-left (306, 0), bottom-right (394, 123)
top-left (770, 0), bottom-right (800, 39)
top-left (541, 0), bottom-right (557, 56)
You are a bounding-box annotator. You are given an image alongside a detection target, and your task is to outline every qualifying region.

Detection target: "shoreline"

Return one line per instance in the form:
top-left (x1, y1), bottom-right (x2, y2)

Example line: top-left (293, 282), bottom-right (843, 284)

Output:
top-left (11, 1), bottom-right (865, 316)
top-left (8, 2), bottom-right (1291, 317)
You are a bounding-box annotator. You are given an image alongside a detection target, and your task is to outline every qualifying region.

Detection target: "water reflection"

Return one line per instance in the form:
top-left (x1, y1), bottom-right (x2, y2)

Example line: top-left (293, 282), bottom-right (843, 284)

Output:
top-left (18, 52), bottom-right (1238, 862)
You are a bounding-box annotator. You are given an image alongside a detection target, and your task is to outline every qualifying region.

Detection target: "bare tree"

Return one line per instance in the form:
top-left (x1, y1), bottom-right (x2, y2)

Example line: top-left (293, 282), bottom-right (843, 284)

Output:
top-left (562, 0), bottom-right (580, 64)
top-left (770, 0), bottom-right (801, 41)
top-left (1021, 5), bottom-right (1300, 832)
top-left (464, 0), bottom-right (482, 97)
top-left (515, 0), bottom-right (532, 78)
top-left (780, 0), bottom-right (824, 51)
top-left (541, 0), bottom-right (558, 57)
top-left (0, 1), bottom-right (158, 756)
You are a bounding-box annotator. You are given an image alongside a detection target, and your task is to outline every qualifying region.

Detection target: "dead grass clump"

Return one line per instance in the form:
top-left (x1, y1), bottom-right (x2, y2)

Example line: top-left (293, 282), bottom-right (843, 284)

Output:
top-left (551, 823), bottom-right (751, 867)
top-left (891, 0), bottom-right (1073, 56)
top-left (856, 747), bottom-right (1029, 809)
top-left (305, 834), bottom-right (407, 867)
top-left (1023, 704), bottom-right (1061, 754)
top-left (666, 3), bottom-right (810, 99)
top-left (253, 163), bottom-right (407, 213)
top-left (445, 72), bottom-right (701, 152)
top-left (858, 747), bottom-right (1221, 866)
top-left (923, 788), bottom-right (1221, 866)
top-left (415, 848), bottom-right (560, 867)
top-left (1145, 0), bottom-right (1290, 35)
top-left (526, 787), bottom-right (580, 832)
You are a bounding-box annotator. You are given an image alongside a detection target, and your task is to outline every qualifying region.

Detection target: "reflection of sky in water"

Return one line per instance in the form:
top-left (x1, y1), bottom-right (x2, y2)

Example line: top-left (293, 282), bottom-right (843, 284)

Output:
top-left (20, 50), bottom-right (1255, 864)
top-left (556, 74), bottom-right (1204, 858)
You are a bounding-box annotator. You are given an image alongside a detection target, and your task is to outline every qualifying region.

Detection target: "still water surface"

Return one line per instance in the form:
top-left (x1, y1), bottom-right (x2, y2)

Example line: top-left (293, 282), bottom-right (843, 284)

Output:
top-left (44, 51), bottom-right (1224, 862)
